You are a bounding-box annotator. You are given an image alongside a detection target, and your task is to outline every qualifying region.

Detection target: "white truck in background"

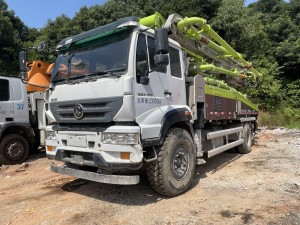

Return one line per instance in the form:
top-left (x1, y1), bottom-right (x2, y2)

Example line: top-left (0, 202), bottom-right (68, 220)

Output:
top-left (0, 76), bottom-right (46, 164)
top-left (0, 44), bottom-right (53, 165)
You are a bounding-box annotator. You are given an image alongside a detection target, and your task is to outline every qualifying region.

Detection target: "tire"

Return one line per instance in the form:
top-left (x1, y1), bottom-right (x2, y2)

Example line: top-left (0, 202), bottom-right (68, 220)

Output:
top-left (147, 128), bottom-right (196, 196)
top-left (238, 123), bottom-right (252, 154)
top-left (0, 134), bottom-right (30, 165)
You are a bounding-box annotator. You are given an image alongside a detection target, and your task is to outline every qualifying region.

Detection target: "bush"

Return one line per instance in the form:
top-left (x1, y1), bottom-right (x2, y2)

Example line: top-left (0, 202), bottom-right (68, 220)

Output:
top-left (258, 107), bottom-right (300, 128)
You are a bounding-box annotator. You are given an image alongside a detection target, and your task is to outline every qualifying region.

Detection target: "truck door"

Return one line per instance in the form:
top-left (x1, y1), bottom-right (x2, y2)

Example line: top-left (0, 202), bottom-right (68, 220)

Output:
top-left (134, 33), bottom-right (171, 139)
top-left (168, 46), bottom-right (186, 106)
top-left (0, 78), bottom-right (14, 123)
top-left (12, 79), bottom-right (29, 123)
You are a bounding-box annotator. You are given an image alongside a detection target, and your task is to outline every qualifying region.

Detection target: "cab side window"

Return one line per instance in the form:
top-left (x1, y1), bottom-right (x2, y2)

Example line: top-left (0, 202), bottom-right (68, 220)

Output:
top-left (136, 34), bottom-right (148, 84)
top-left (169, 47), bottom-right (182, 78)
top-left (0, 79), bottom-right (10, 101)
top-left (147, 36), bottom-right (167, 73)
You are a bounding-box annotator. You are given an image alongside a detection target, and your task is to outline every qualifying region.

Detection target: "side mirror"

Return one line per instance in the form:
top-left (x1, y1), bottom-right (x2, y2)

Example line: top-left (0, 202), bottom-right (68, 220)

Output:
top-left (19, 51), bottom-right (27, 72)
top-left (155, 28), bottom-right (169, 54)
top-left (19, 51), bottom-right (27, 80)
top-left (154, 28), bottom-right (169, 67)
top-left (36, 42), bottom-right (48, 52)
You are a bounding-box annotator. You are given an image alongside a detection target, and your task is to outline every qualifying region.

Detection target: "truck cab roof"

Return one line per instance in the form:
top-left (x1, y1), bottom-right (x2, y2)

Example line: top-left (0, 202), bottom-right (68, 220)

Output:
top-left (56, 15), bottom-right (182, 51)
top-left (56, 16), bottom-right (139, 51)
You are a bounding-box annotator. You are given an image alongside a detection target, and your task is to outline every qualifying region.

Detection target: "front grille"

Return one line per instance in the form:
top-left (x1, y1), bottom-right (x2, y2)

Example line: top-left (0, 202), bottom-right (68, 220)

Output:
top-left (59, 112), bottom-right (105, 119)
top-left (50, 97), bottom-right (123, 124)
top-left (53, 122), bottom-right (113, 132)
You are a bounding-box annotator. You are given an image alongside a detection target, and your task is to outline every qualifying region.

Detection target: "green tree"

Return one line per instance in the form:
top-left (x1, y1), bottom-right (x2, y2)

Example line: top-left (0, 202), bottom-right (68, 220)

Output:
top-left (243, 58), bottom-right (283, 111)
top-left (250, 0), bottom-right (300, 80)
top-left (0, 0), bottom-right (24, 74)
top-left (285, 80), bottom-right (300, 108)
top-left (211, 0), bottom-right (268, 57)
top-left (39, 15), bottom-right (81, 48)
top-left (0, 0), bottom-right (41, 74)
top-left (289, 0), bottom-right (300, 25)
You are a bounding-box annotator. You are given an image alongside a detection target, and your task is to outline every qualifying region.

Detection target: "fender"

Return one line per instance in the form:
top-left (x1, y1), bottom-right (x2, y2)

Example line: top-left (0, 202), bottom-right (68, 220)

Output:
top-left (0, 122), bottom-right (32, 140)
top-left (142, 108), bottom-right (193, 147)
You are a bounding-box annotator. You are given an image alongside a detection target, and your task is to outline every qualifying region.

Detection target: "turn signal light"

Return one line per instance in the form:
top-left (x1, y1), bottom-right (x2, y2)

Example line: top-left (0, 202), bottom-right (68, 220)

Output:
top-left (120, 152), bottom-right (131, 160)
top-left (47, 146), bottom-right (53, 152)
top-left (185, 111), bottom-right (191, 116)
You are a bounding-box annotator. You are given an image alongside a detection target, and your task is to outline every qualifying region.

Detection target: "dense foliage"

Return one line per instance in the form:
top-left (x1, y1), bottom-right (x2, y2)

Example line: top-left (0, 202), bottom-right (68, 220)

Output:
top-left (0, 0), bottom-right (299, 119)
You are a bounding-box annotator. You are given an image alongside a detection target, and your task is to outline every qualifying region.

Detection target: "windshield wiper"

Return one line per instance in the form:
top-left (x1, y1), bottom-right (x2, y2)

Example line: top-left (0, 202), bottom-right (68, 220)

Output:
top-left (52, 67), bottom-right (127, 84)
top-left (73, 67), bottom-right (127, 80)
top-left (51, 71), bottom-right (110, 84)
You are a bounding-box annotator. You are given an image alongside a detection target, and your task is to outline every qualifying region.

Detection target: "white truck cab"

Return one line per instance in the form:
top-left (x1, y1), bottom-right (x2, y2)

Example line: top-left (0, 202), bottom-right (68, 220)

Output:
top-left (0, 76), bottom-right (29, 124)
top-left (0, 76), bottom-right (46, 164)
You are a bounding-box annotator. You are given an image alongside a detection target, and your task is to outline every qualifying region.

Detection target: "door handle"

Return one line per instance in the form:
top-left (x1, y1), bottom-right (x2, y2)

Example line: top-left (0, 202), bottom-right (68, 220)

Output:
top-left (164, 90), bottom-right (172, 96)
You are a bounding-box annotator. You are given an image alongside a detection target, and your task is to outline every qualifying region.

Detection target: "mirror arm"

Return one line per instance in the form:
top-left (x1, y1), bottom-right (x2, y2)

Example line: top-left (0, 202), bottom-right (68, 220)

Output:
top-left (20, 79), bottom-right (49, 89)
top-left (139, 25), bottom-right (158, 33)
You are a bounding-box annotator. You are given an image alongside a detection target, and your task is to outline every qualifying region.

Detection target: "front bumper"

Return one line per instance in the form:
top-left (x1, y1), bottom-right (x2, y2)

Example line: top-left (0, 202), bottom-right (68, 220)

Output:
top-left (46, 125), bottom-right (143, 170)
top-left (51, 163), bottom-right (140, 185)
top-left (49, 149), bottom-right (142, 170)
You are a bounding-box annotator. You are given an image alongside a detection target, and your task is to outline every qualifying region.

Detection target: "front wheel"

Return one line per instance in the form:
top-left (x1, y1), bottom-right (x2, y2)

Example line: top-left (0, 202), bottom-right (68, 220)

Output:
top-left (0, 134), bottom-right (29, 165)
top-left (147, 128), bottom-right (196, 196)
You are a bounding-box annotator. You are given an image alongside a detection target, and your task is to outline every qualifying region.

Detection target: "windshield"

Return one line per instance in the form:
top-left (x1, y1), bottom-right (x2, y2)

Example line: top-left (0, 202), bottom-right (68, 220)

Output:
top-left (51, 28), bottom-right (132, 83)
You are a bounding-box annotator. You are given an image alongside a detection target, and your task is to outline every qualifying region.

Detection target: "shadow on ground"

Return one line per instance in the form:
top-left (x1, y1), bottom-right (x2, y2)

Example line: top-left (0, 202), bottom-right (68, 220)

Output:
top-left (59, 151), bottom-right (244, 206)
top-left (27, 148), bottom-right (47, 163)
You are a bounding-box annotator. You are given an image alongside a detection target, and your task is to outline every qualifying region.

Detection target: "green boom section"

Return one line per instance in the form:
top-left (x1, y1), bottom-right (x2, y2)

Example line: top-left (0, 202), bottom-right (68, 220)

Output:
top-left (204, 78), bottom-right (259, 111)
top-left (140, 13), bottom-right (259, 112)
top-left (176, 17), bottom-right (261, 78)
top-left (139, 12), bottom-right (166, 28)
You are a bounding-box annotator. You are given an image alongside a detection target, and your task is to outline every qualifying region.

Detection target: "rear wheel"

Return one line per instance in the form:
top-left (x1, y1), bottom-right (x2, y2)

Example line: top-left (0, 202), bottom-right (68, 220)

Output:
top-left (0, 134), bottom-right (29, 165)
top-left (238, 123), bottom-right (252, 154)
top-left (147, 128), bottom-right (196, 196)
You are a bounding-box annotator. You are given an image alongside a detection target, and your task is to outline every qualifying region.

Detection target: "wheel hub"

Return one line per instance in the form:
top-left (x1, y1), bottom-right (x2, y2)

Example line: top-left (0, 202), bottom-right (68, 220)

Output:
top-left (172, 146), bottom-right (189, 180)
top-left (7, 142), bottom-right (24, 160)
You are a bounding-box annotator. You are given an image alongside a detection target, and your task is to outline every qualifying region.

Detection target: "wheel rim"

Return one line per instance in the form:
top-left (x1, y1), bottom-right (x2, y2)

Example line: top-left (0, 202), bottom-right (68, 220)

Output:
top-left (172, 146), bottom-right (189, 180)
top-left (6, 141), bottom-right (24, 160)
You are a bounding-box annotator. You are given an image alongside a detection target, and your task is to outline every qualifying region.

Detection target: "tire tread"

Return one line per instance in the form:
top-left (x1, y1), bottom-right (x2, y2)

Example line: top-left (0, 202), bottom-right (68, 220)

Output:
top-left (147, 128), bottom-right (195, 196)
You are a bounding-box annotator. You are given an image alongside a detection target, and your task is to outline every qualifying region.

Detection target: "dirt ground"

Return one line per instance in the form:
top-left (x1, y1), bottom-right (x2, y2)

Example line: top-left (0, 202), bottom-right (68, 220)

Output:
top-left (0, 128), bottom-right (299, 225)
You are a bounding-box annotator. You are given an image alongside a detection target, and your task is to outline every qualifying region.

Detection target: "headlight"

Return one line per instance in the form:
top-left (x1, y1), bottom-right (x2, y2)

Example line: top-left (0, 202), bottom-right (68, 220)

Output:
top-left (103, 133), bottom-right (139, 145)
top-left (46, 131), bottom-right (56, 140)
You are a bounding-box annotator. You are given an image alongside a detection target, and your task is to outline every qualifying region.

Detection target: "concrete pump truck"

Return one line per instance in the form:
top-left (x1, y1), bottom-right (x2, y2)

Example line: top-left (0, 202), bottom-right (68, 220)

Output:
top-left (41, 13), bottom-right (259, 196)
